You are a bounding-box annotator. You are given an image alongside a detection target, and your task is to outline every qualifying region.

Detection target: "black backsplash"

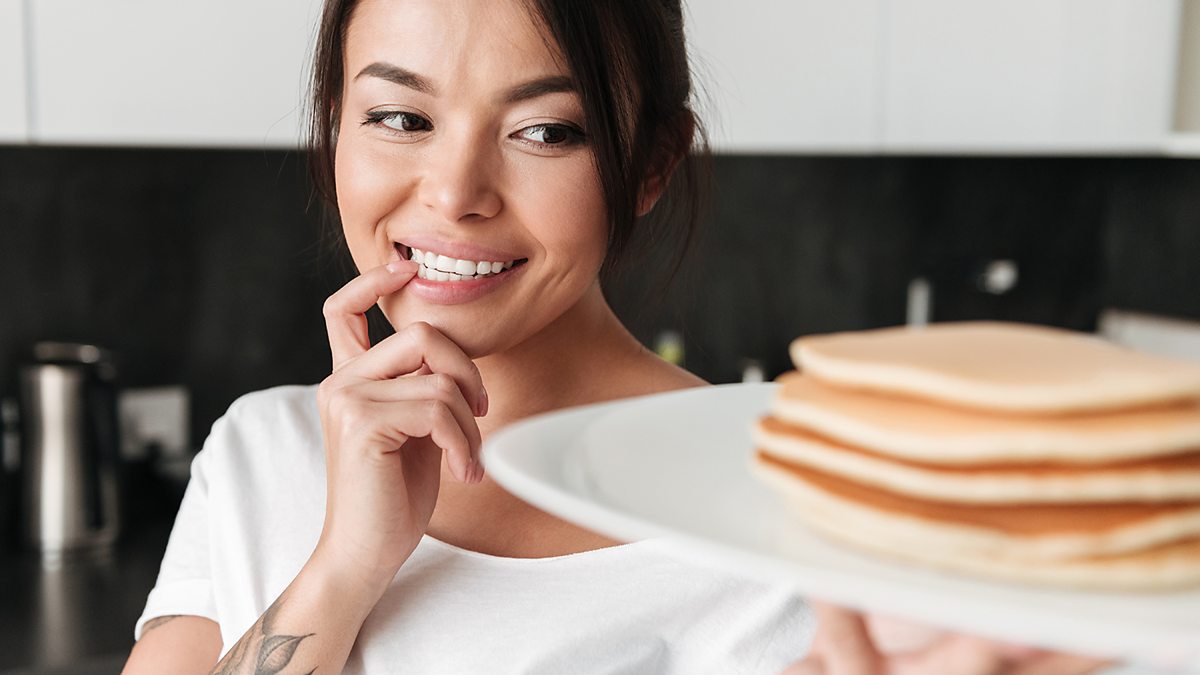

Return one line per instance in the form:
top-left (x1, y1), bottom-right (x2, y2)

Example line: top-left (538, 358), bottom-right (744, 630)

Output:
top-left (2, 147), bottom-right (1198, 452)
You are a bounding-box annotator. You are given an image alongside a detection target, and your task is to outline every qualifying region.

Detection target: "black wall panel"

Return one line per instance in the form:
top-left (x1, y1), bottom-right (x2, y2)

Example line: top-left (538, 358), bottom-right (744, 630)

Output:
top-left (1, 147), bottom-right (1197, 452)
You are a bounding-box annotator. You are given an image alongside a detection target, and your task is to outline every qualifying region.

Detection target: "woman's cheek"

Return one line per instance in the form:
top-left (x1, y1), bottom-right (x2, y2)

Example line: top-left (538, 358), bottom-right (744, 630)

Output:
top-left (534, 160), bottom-right (608, 270)
top-left (336, 138), bottom-right (411, 272)
top-left (334, 138), bottom-right (375, 266)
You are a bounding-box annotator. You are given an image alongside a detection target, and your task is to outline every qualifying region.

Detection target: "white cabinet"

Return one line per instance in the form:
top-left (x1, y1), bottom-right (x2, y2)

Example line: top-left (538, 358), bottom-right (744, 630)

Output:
top-left (688, 0), bottom-right (1182, 154)
top-left (881, 0), bottom-right (1182, 153)
top-left (0, 0), bottom-right (28, 142)
top-left (29, 0), bottom-right (323, 147)
top-left (687, 0), bottom-right (882, 153)
top-left (11, 0), bottom-right (1187, 152)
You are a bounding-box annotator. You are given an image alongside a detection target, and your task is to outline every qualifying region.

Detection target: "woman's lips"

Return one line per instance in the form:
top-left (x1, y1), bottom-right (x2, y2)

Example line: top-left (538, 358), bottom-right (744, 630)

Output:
top-left (401, 256), bottom-right (530, 305)
top-left (393, 237), bottom-right (526, 265)
top-left (394, 242), bottom-right (528, 282)
top-left (382, 241), bottom-right (529, 305)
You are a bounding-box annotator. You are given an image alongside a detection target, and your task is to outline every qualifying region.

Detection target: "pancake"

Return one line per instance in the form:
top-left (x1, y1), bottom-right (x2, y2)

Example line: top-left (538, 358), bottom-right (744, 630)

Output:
top-left (751, 452), bottom-right (1200, 588)
top-left (791, 322), bottom-right (1200, 414)
top-left (754, 415), bottom-right (1200, 504)
top-left (769, 371), bottom-right (1200, 465)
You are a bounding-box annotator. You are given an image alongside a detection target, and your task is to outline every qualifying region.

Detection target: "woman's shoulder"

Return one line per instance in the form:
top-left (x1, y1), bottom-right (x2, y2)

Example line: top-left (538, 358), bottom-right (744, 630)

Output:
top-left (221, 383), bottom-right (321, 431)
top-left (195, 383), bottom-right (323, 477)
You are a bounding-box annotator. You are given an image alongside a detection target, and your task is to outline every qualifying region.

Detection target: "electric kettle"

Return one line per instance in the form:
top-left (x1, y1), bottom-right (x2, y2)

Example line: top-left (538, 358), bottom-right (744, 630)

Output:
top-left (19, 342), bottom-right (121, 564)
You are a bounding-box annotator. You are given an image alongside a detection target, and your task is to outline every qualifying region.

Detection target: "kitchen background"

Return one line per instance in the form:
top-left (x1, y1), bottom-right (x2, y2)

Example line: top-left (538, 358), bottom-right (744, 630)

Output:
top-left (2, 0), bottom-right (1200, 673)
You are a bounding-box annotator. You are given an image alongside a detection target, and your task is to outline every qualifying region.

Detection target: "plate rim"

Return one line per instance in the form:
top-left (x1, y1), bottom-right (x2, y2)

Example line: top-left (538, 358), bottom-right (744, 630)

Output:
top-left (482, 383), bottom-right (1200, 669)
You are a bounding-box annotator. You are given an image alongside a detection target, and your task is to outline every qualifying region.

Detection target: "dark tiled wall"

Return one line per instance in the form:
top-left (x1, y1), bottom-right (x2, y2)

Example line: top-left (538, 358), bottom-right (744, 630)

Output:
top-left (0, 147), bottom-right (342, 452)
top-left (610, 156), bottom-right (1198, 382)
top-left (1, 147), bottom-right (1198, 451)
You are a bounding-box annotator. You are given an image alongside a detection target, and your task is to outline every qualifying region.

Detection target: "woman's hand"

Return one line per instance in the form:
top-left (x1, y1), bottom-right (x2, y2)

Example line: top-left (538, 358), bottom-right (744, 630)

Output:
top-left (311, 260), bottom-right (487, 593)
top-left (782, 602), bottom-right (1114, 675)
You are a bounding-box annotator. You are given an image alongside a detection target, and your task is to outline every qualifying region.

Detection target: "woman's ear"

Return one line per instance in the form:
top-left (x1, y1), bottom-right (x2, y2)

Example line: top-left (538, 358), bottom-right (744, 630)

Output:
top-left (635, 114), bottom-right (695, 217)
top-left (636, 173), bottom-right (670, 217)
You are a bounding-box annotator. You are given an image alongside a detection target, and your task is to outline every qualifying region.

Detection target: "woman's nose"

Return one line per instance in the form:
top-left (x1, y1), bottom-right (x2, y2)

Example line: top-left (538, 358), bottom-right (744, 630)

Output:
top-left (417, 134), bottom-right (503, 222)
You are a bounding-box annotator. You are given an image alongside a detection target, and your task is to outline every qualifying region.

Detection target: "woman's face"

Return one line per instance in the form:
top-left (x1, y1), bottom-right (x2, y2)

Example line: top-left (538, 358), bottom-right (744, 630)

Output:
top-left (335, 0), bottom-right (608, 358)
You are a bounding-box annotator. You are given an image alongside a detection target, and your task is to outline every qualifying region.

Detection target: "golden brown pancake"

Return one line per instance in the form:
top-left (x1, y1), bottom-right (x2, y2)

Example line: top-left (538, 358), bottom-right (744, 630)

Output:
top-left (771, 370), bottom-right (1200, 464)
top-left (752, 321), bottom-right (1200, 588)
top-left (791, 322), bottom-right (1200, 414)
top-left (754, 414), bottom-right (1200, 503)
top-left (752, 452), bottom-right (1200, 588)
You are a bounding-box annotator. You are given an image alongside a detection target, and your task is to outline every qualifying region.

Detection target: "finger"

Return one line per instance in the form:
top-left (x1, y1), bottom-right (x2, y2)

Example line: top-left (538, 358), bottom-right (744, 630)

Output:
top-left (865, 614), bottom-right (945, 655)
top-left (1010, 653), bottom-right (1116, 675)
top-left (350, 398), bottom-right (476, 483)
top-left (779, 658), bottom-right (826, 675)
top-left (354, 374), bottom-right (483, 467)
top-left (323, 261), bottom-right (419, 371)
top-left (810, 602), bottom-right (882, 675)
top-left (341, 321), bottom-right (488, 416)
top-left (888, 634), bottom-right (1007, 675)
top-left (992, 643), bottom-right (1049, 662)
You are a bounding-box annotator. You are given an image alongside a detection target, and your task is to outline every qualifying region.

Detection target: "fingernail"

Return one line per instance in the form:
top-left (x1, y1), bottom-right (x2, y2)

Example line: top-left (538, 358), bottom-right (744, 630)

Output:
top-left (473, 460), bottom-right (486, 484)
top-left (387, 260), bottom-right (415, 273)
top-left (476, 388), bottom-right (489, 417)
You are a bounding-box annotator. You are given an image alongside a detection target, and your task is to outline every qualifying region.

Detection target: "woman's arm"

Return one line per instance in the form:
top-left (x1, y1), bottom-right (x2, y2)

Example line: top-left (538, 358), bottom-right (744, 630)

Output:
top-left (208, 262), bottom-right (485, 673)
top-left (123, 545), bottom-right (390, 675)
top-left (122, 615), bottom-right (221, 675)
top-left (126, 261), bottom-right (484, 674)
top-left (204, 546), bottom-right (391, 674)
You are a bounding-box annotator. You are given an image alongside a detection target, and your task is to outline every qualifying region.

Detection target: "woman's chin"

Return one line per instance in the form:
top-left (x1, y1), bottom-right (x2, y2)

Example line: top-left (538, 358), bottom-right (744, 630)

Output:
top-left (380, 305), bottom-right (508, 360)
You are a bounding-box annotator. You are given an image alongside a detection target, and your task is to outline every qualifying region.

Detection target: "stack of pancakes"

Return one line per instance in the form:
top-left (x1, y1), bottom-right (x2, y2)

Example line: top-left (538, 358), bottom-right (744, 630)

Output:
top-left (750, 322), bottom-right (1200, 590)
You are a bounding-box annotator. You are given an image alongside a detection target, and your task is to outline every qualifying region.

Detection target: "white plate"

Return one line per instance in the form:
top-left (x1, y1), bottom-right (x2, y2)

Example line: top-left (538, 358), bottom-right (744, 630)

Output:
top-left (483, 383), bottom-right (1200, 670)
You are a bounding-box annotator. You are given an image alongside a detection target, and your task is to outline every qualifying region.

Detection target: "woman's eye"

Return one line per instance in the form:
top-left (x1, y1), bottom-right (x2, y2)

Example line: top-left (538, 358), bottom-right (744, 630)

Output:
top-left (362, 110), bottom-right (431, 134)
top-left (384, 112), bottom-right (431, 132)
top-left (517, 124), bottom-right (584, 147)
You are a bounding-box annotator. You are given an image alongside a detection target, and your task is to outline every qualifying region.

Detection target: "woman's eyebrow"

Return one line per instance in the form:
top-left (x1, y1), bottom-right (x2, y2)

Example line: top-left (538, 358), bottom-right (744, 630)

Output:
top-left (355, 62), bottom-right (434, 94)
top-left (353, 62), bottom-right (575, 104)
top-left (500, 75), bottom-right (577, 104)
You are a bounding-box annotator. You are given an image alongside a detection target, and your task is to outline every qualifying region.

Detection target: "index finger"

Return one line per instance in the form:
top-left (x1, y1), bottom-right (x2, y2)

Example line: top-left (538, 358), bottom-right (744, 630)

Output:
top-left (809, 602), bottom-right (881, 675)
top-left (322, 260), bottom-right (419, 370)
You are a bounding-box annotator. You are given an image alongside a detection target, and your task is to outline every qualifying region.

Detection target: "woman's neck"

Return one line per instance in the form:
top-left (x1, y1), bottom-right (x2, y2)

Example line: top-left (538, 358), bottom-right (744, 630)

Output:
top-left (472, 280), bottom-right (649, 435)
top-left (427, 281), bottom-right (705, 555)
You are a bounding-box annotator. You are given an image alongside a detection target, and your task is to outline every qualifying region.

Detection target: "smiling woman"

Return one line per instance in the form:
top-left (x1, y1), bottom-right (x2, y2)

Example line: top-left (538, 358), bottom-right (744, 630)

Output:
top-left (118, 0), bottom-right (811, 674)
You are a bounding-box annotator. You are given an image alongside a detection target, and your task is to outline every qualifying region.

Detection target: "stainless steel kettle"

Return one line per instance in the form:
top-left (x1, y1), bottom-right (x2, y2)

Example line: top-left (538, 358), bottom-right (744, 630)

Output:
top-left (19, 343), bottom-right (121, 564)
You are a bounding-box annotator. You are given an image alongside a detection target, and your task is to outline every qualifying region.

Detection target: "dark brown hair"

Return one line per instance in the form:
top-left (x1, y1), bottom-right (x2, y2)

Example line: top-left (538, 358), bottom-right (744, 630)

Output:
top-left (306, 0), bottom-right (708, 289)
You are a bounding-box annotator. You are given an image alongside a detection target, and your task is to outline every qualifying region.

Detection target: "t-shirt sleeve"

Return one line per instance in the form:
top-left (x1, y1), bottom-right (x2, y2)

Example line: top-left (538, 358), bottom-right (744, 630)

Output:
top-left (133, 416), bottom-right (227, 641)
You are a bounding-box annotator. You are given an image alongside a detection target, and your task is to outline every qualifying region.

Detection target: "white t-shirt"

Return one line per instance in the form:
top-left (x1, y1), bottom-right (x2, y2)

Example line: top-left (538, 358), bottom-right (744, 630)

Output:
top-left (136, 385), bottom-right (813, 674)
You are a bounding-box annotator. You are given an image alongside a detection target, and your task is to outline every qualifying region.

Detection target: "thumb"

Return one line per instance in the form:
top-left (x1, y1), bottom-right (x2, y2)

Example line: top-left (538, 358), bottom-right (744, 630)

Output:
top-left (810, 602), bottom-right (883, 675)
top-left (779, 657), bottom-right (826, 675)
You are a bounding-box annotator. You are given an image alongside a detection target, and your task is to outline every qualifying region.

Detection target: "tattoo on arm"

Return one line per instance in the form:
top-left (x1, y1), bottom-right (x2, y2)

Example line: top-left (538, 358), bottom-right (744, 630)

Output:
top-left (211, 591), bottom-right (315, 675)
top-left (140, 615), bottom-right (182, 637)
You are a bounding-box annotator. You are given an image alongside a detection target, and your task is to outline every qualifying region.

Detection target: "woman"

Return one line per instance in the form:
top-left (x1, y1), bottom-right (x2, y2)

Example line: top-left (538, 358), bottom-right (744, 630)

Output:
top-left (123, 0), bottom-right (1111, 673)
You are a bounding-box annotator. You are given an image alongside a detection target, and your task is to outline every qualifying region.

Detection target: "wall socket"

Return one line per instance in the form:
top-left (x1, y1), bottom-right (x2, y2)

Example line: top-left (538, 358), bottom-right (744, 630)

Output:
top-left (118, 385), bottom-right (190, 461)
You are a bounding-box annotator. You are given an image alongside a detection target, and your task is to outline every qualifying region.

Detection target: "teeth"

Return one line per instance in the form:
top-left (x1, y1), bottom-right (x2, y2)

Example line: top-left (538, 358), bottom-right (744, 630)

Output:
top-left (408, 246), bottom-right (520, 283)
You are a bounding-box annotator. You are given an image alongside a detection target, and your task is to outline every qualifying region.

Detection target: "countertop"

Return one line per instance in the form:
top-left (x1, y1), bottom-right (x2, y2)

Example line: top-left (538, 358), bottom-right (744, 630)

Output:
top-left (0, 475), bottom-right (182, 675)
